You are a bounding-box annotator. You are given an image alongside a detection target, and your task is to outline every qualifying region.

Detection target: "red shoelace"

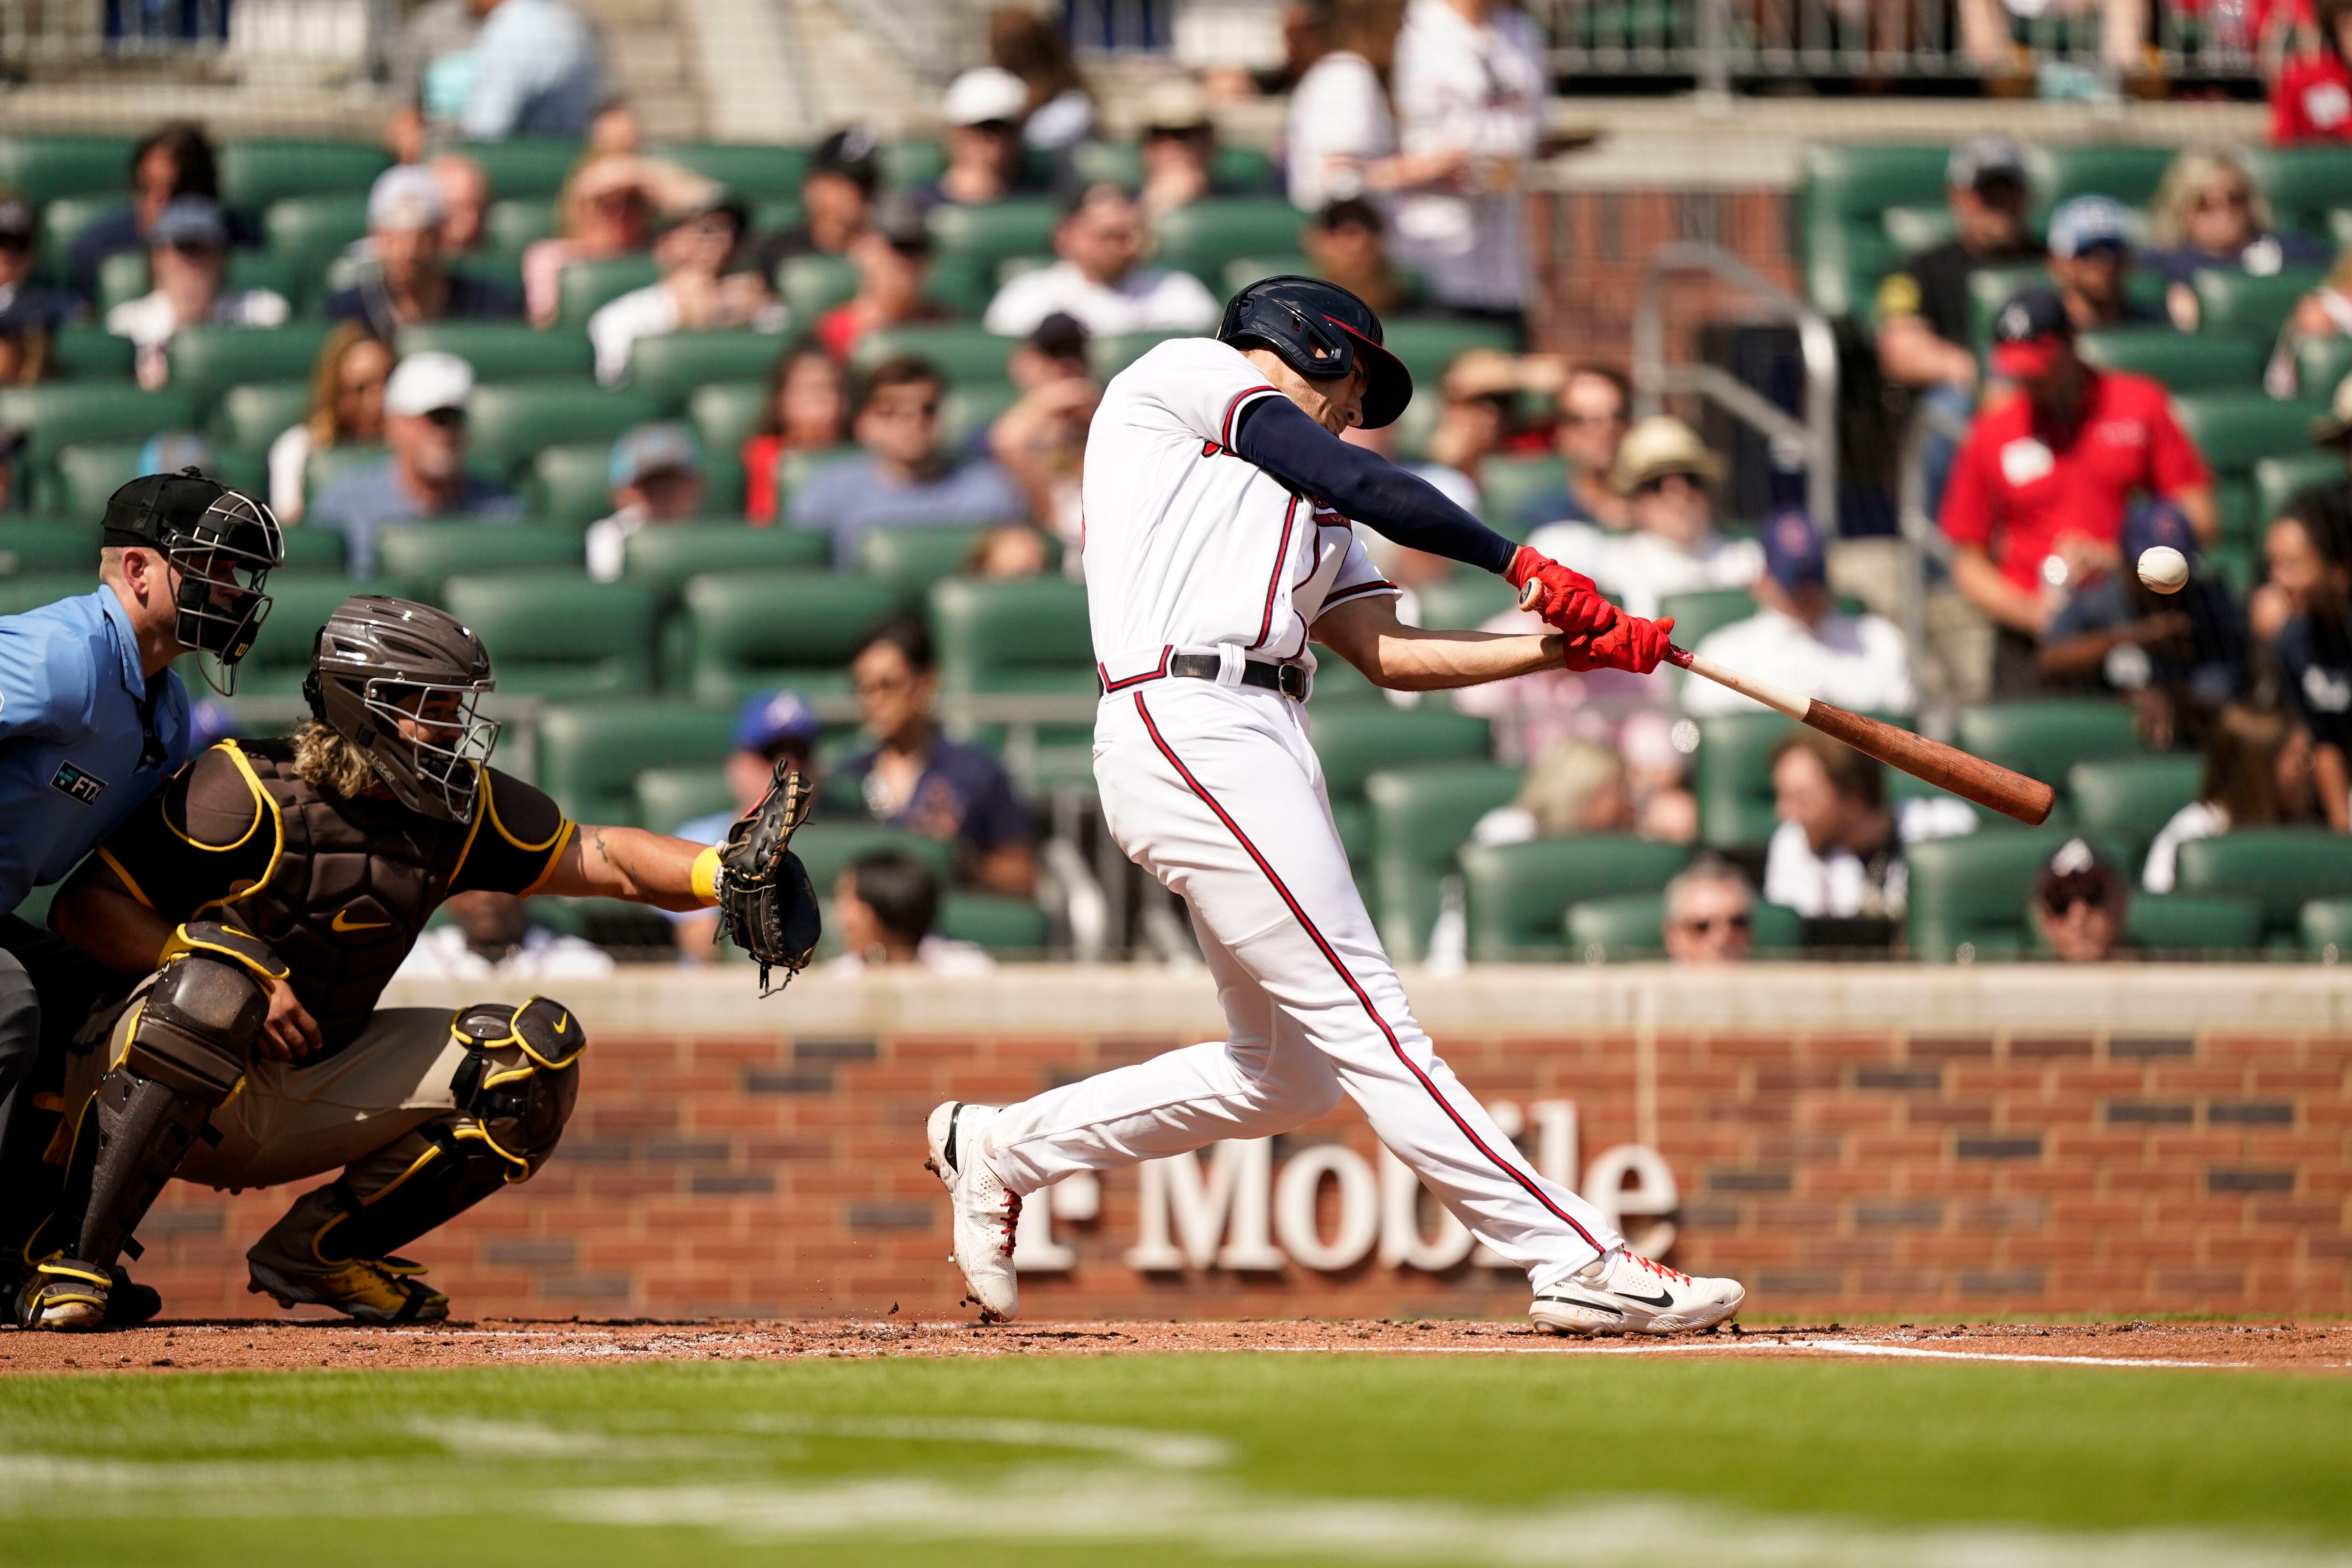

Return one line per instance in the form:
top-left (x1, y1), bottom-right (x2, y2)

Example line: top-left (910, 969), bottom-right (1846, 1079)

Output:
top-left (1629, 1250), bottom-right (1693, 1286)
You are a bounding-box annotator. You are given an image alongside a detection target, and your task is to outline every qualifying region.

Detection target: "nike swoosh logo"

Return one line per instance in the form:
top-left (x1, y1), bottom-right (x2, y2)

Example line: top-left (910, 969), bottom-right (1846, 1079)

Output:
top-left (1614, 1286), bottom-right (1676, 1308)
top-left (330, 910), bottom-right (391, 933)
top-left (1536, 1293), bottom-right (1624, 1317)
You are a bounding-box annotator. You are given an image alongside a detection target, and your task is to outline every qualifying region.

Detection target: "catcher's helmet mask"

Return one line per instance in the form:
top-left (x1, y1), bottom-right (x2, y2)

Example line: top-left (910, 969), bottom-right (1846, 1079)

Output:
top-left (99, 468), bottom-right (286, 696)
top-left (303, 595), bottom-right (501, 823)
top-left (1217, 274), bottom-right (1413, 430)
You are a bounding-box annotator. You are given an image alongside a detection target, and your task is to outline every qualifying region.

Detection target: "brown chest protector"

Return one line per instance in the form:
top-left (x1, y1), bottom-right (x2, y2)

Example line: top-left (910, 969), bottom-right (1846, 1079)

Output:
top-left (221, 742), bottom-right (470, 1057)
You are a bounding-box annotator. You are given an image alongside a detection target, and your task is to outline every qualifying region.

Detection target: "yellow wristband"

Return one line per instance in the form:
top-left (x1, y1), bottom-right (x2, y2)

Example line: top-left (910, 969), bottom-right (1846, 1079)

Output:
top-left (690, 844), bottom-right (723, 906)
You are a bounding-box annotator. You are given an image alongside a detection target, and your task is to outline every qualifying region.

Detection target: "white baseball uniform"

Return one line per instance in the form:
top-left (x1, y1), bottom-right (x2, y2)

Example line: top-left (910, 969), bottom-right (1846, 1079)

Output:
top-left (986, 338), bottom-right (1624, 1294)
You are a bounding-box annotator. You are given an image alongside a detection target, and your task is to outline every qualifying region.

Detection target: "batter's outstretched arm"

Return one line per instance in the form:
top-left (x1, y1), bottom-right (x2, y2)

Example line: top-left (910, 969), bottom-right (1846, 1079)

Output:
top-left (1231, 395), bottom-right (1518, 573)
top-left (1313, 593), bottom-right (1562, 691)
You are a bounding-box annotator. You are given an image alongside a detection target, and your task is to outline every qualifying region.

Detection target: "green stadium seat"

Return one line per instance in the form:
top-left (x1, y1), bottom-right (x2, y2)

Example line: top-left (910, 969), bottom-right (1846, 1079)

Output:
top-left (2176, 828), bottom-right (2352, 942)
top-left (633, 764), bottom-right (732, 836)
top-left (1800, 144), bottom-right (1956, 322)
top-left (1658, 587), bottom-right (1758, 651)
top-left (528, 441), bottom-right (619, 525)
top-left (214, 380), bottom-right (309, 453)
top-left (1152, 198), bottom-right (1307, 281)
top-left (278, 527), bottom-right (347, 573)
top-left (623, 522), bottom-right (831, 607)
top-left (1415, 575), bottom-right (1518, 631)
top-left (534, 698), bottom-right (738, 825)
top-left (39, 196), bottom-right (120, 278)
top-left (942, 381), bottom-right (1021, 447)
top-left (1564, 890), bottom-right (1802, 960)
top-left (451, 139), bottom-right (582, 200)
top-left (1881, 203), bottom-right (1956, 253)
top-left (442, 573), bottom-right (655, 696)
top-left (2192, 267), bottom-right (2328, 340)
top-left (688, 378), bottom-right (770, 457)
top-left (790, 821), bottom-right (954, 892)
top-left (375, 522), bottom-right (582, 602)
top-left (939, 892), bottom-right (1051, 955)
top-left (1478, 454), bottom-right (1567, 533)
top-left (0, 519), bottom-right (98, 576)
top-left (1380, 319), bottom-right (1517, 390)
top-left (53, 442), bottom-right (263, 517)
top-left (47, 322), bottom-right (134, 381)
top-left (2295, 334), bottom-right (2352, 404)
top-left (2114, 892), bottom-right (2262, 955)
top-left (2301, 897), bottom-right (2352, 959)
top-left (484, 197), bottom-right (558, 257)
top-left (398, 322), bottom-right (595, 381)
top-left (263, 194), bottom-right (369, 287)
top-left (1462, 836), bottom-right (1692, 961)
top-left (1089, 330), bottom-right (1194, 381)
top-left (682, 569), bottom-right (899, 700)
top-left (2022, 144), bottom-right (2173, 212)
top-left (1365, 760), bottom-right (1519, 961)
top-left (0, 383), bottom-right (193, 466)
top-left (753, 194), bottom-right (806, 237)
top-left (0, 573), bottom-right (106, 616)
top-left (2076, 327), bottom-right (2266, 392)
top-left (168, 321), bottom-right (332, 406)
top-left (880, 139), bottom-right (948, 189)
top-left (1956, 700), bottom-right (2140, 784)
top-left (929, 576), bottom-right (1093, 696)
top-left (1905, 826), bottom-right (2120, 961)
top-left (2236, 147), bottom-right (2352, 233)
top-left (2065, 754), bottom-right (2201, 870)
top-left (858, 524), bottom-right (985, 601)
top-left (557, 255), bottom-right (661, 326)
top-left (467, 383), bottom-right (660, 472)
top-left (1222, 253), bottom-right (1315, 299)
top-left (232, 572), bottom-right (387, 695)
top-left (449, 252), bottom-right (524, 300)
top-left (2255, 451), bottom-right (2342, 527)
top-left (0, 134), bottom-right (135, 205)
top-left (851, 322), bottom-right (1014, 383)
top-left (1304, 653), bottom-right (1383, 706)
top-left (219, 141), bottom-right (390, 211)
top-left (649, 142), bottom-right (810, 198)
top-left (778, 253), bottom-right (858, 318)
top-left (1692, 710), bottom-right (1797, 848)
top-left (1310, 706), bottom-right (1490, 867)
top-left (626, 330), bottom-right (786, 409)
top-left (927, 198), bottom-right (1057, 268)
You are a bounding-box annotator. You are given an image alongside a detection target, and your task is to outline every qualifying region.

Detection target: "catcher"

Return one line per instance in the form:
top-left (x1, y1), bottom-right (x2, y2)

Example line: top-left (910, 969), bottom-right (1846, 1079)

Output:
top-left (11, 593), bottom-right (817, 1330)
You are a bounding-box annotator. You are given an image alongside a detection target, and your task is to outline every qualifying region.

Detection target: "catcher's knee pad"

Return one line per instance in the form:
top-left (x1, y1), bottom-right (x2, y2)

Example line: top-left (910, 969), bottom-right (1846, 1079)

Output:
top-left (448, 995), bottom-right (584, 1180)
top-left (48, 926), bottom-right (278, 1272)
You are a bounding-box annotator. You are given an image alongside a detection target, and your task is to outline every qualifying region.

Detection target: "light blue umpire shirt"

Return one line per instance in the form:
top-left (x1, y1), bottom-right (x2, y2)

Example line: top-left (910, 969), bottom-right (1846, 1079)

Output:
top-left (0, 585), bottom-right (192, 917)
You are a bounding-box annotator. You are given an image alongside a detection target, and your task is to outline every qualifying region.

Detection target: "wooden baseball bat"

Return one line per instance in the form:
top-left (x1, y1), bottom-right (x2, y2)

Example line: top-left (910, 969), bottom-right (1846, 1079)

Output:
top-left (1516, 583), bottom-right (2056, 826)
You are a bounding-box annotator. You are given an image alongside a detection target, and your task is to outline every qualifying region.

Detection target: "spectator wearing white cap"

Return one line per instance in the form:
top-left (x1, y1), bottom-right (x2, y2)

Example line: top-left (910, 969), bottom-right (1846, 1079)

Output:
top-left (307, 351), bottom-right (524, 576)
top-left (1527, 415), bottom-right (1763, 621)
top-left (1680, 509), bottom-right (1917, 720)
top-left (587, 422), bottom-right (707, 581)
top-left (104, 197), bottom-right (288, 390)
top-left (937, 67), bottom-right (1034, 207)
top-left (981, 182), bottom-right (1218, 339)
top-left (587, 192), bottom-right (783, 386)
top-left (325, 165), bottom-right (521, 340)
top-left (2044, 195), bottom-right (2162, 333)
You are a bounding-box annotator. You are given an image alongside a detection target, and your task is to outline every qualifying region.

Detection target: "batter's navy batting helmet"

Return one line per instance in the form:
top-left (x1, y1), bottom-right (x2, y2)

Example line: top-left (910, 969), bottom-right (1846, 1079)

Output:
top-left (1218, 275), bottom-right (1413, 430)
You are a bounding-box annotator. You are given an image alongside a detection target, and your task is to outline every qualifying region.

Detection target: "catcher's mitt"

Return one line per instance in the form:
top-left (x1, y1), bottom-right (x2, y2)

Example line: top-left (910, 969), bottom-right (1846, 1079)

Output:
top-left (715, 762), bottom-right (821, 995)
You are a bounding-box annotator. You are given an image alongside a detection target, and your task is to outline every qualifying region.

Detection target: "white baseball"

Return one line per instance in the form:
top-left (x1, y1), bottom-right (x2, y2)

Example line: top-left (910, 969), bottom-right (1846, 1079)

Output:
top-left (2136, 545), bottom-right (2188, 595)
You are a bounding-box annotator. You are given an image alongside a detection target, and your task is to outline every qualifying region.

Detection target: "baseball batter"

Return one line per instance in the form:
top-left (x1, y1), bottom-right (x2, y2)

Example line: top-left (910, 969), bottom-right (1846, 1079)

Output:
top-left (927, 277), bottom-right (1745, 1336)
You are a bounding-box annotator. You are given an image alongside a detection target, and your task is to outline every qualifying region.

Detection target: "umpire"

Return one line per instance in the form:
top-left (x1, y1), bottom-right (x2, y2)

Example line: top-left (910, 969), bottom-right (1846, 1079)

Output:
top-left (0, 470), bottom-right (281, 1307)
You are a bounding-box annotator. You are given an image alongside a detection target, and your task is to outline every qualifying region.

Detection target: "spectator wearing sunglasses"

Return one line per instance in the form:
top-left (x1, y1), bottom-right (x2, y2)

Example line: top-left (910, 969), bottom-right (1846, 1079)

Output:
top-left (2042, 197), bottom-right (2162, 334)
top-left (1526, 415), bottom-right (1762, 621)
top-left (306, 352), bottom-right (522, 577)
top-left (1662, 855), bottom-right (1756, 964)
top-left (104, 198), bottom-right (288, 391)
top-left (2031, 837), bottom-right (2133, 962)
top-left (2142, 150), bottom-right (2325, 332)
top-left (789, 355), bottom-right (1024, 567)
top-left (1518, 363), bottom-right (1632, 533)
top-left (0, 195), bottom-right (72, 336)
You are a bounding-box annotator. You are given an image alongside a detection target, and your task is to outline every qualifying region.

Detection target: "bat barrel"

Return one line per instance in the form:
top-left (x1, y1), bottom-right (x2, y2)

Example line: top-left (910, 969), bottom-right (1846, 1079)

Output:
top-left (1804, 704), bottom-right (2056, 827)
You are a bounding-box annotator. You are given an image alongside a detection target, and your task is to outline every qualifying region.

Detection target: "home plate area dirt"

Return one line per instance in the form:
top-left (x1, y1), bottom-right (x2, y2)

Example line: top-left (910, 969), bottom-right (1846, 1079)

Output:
top-left (2, 1318), bottom-right (2348, 1373)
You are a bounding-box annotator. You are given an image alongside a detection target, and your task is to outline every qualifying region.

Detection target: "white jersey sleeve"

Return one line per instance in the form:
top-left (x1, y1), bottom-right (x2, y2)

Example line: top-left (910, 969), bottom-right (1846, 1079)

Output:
top-left (1133, 334), bottom-right (1287, 450)
top-left (1309, 526), bottom-right (1402, 621)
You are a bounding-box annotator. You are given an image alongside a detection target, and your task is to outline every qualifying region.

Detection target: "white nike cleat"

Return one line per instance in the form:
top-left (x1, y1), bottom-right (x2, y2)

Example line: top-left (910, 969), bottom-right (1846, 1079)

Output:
top-left (1529, 1247), bottom-right (1745, 1337)
top-left (924, 1101), bottom-right (1021, 1322)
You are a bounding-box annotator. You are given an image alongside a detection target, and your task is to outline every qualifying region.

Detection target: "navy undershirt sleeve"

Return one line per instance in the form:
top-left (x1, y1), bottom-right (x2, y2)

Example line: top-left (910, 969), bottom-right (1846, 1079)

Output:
top-left (1231, 394), bottom-right (1517, 575)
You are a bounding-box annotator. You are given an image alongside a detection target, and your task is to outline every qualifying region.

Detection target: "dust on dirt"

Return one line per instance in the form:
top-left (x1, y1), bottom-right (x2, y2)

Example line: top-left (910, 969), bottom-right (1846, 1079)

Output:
top-left (3, 1318), bottom-right (2347, 1374)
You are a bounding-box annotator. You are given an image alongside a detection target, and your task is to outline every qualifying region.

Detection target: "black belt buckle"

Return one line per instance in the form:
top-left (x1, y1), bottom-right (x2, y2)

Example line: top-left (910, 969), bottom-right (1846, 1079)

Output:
top-left (1274, 662), bottom-right (1308, 700)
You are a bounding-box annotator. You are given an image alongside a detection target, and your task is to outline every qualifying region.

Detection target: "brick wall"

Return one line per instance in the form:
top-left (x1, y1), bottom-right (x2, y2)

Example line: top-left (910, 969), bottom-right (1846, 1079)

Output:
top-left (1527, 189), bottom-right (1799, 362)
top-left (131, 971), bottom-right (2352, 1323)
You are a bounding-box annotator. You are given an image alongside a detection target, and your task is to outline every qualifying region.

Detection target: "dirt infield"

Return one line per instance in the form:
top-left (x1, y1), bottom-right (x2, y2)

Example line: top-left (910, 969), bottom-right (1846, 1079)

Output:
top-left (3, 1318), bottom-right (2348, 1374)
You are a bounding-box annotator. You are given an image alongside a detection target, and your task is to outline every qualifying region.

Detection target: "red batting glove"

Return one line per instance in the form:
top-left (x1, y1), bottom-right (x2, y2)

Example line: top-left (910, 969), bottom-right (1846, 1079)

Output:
top-left (1563, 614), bottom-right (1676, 676)
top-left (1504, 545), bottom-right (1614, 641)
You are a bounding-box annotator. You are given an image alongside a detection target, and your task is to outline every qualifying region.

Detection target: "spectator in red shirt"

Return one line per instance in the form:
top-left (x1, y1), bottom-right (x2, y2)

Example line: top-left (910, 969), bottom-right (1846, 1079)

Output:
top-left (815, 191), bottom-right (946, 363)
top-left (1939, 289), bottom-right (2217, 697)
top-left (740, 340), bottom-right (849, 524)
top-left (2273, 0), bottom-right (2352, 143)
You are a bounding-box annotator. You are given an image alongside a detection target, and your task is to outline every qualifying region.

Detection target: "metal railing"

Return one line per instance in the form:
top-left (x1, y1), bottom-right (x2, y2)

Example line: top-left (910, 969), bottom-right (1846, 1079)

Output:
top-left (1631, 240), bottom-right (1842, 535)
top-left (0, 0), bottom-right (228, 60)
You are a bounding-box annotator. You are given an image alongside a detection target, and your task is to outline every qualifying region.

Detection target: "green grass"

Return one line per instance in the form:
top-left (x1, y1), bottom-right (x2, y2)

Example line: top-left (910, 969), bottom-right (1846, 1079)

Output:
top-left (6, 1355), bottom-right (2352, 1566)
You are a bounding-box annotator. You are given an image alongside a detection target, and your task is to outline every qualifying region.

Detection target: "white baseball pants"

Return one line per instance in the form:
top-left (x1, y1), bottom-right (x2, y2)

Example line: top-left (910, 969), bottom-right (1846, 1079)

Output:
top-left (988, 677), bottom-right (1622, 1295)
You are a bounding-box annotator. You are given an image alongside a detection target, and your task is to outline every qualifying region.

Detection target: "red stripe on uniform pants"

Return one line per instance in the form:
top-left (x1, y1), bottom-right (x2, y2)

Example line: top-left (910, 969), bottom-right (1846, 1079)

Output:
top-left (1130, 691), bottom-right (1606, 1253)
